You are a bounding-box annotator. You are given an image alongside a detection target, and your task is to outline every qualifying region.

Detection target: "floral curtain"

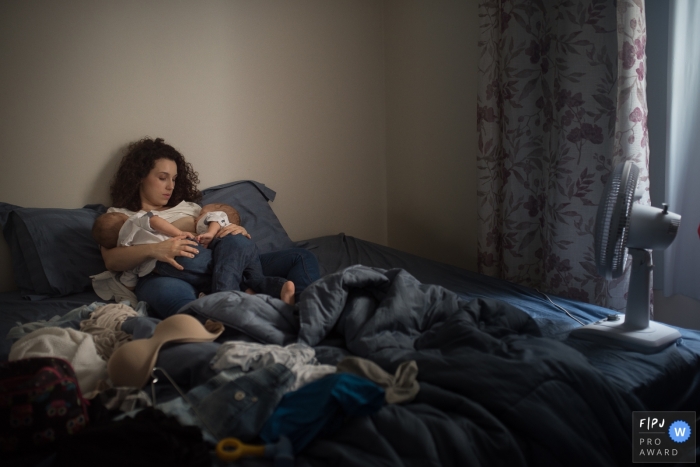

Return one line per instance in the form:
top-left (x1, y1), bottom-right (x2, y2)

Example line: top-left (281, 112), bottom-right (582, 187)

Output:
top-left (477, 0), bottom-right (649, 311)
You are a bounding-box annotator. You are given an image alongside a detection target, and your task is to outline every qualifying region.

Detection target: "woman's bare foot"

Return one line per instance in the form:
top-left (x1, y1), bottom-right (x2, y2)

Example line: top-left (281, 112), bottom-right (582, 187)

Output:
top-left (280, 281), bottom-right (295, 306)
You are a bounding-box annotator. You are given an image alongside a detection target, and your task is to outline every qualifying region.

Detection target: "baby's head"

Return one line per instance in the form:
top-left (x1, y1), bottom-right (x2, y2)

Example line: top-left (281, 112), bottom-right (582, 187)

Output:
top-left (92, 212), bottom-right (129, 249)
top-left (198, 203), bottom-right (241, 226)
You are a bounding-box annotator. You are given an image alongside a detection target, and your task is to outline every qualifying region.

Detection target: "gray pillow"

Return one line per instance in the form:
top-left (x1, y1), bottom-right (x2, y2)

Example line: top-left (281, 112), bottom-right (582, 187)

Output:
top-left (0, 203), bottom-right (107, 300)
top-left (200, 180), bottom-right (295, 254)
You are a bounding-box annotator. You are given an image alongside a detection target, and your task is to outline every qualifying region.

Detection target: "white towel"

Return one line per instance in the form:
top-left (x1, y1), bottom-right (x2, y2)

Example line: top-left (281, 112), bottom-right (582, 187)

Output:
top-left (9, 327), bottom-right (108, 395)
top-left (90, 270), bottom-right (139, 305)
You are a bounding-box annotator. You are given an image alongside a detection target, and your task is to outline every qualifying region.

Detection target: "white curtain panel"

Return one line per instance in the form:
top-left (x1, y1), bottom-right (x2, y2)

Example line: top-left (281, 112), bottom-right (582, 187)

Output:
top-left (664, 0), bottom-right (700, 300)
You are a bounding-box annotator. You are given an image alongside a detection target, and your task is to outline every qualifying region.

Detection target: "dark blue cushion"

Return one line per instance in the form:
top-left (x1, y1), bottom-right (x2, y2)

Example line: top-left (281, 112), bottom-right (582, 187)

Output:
top-left (0, 203), bottom-right (108, 300)
top-left (200, 180), bottom-right (295, 254)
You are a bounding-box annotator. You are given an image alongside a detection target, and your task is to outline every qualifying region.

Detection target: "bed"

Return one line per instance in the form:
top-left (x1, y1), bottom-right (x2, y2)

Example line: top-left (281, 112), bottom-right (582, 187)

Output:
top-left (2, 180), bottom-right (699, 466)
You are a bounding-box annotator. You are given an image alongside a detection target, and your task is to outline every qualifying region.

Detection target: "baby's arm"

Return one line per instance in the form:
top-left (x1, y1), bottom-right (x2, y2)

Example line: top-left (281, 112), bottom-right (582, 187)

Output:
top-left (197, 222), bottom-right (221, 248)
top-left (149, 214), bottom-right (195, 239)
top-left (196, 211), bottom-right (230, 248)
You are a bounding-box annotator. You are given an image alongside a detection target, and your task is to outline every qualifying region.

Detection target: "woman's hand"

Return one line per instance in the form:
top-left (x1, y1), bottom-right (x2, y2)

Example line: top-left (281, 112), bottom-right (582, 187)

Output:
top-left (216, 224), bottom-right (251, 239)
top-left (176, 230), bottom-right (197, 240)
top-left (150, 235), bottom-right (200, 270)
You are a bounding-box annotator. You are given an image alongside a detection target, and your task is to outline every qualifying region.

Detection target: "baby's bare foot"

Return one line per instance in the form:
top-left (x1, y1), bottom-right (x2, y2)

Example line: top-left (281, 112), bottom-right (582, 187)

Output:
top-left (280, 281), bottom-right (295, 306)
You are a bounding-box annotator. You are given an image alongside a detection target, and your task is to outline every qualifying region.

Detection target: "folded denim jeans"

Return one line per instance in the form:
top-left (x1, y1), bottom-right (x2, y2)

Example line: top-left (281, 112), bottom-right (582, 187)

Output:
top-left (157, 363), bottom-right (294, 443)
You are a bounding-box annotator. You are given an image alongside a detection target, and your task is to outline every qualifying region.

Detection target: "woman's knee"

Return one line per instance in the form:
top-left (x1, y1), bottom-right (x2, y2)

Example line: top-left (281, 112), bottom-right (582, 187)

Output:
top-left (259, 248), bottom-right (320, 284)
top-left (136, 275), bottom-right (197, 319)
top-left (295, 248), bottom-right (318, 262)
top-left (287, 248), bottom-right (321, 282)
top-left (214, 234), bottom-right (259, 266)
top-left (217, 233), bottom-right (254, 248)
top-left (294, 248), bottom-right (319, 268)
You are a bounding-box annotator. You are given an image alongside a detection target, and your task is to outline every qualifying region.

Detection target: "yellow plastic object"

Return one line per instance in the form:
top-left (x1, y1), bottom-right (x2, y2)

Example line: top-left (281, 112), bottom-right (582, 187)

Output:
top-left (216, 437), bottom-right (267, 462)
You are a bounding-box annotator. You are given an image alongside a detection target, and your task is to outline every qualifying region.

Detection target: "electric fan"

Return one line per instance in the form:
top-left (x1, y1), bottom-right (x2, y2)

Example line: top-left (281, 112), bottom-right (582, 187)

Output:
top-left (570, 160), bottom-right (682, 353)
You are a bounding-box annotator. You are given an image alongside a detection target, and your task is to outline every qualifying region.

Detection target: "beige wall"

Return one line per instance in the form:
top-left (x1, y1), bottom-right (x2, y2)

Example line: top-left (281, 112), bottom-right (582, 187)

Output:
top-left (385, 0), bottom-right (478, 270)
top-left (0, 0), bottom-right (390, 292)
top-left (0, 0), bottom-right (479, 292)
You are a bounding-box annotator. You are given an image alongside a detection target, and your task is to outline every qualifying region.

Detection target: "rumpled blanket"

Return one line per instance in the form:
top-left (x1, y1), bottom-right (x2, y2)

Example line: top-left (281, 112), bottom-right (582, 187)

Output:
top-left (179, 265), bottom-right (642, 466)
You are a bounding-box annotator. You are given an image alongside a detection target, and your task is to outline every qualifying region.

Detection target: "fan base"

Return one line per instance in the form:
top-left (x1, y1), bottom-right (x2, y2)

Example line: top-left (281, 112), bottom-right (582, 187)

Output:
top-left (569, 315), bottom-right (682, 354)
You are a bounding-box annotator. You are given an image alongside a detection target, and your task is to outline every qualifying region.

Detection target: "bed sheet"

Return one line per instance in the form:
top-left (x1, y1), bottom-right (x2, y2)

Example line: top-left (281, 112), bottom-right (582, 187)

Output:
top-left (0, 289), bottom-right (101, 360)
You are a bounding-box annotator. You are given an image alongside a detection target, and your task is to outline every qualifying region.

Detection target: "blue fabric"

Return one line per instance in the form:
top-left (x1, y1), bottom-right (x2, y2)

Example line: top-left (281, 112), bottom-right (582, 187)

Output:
top-left (259, 248), bottom-right (321, 302)
top-left (200, 180), bottom-right (296, 254)
top-left (0, 203), bottom-right (107, 299)
top-left (180, 291), bottom-right (298, 345)
top-left (154, 235), bottom-right (287, 297)
top-left (158, 364), bottom-right (294, 443)
top-left (154, 343), bottom-right (222, 402)
top-left (5, 301), bottom-right (105, 340)
top-left (0, 290), bottom-right (102, 360)
top-left (259, 373), bottom-right (385, 453)
top-left (135, 275), bottom-right (199, 319)
top-left (120, 315), bottom-right (163, 339)
top-left (138, 246), bottom-right (321, 319)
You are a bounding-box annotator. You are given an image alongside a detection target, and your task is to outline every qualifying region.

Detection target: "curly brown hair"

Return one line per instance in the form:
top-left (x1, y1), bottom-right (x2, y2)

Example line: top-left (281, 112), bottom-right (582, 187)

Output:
top-left (110, 137), bottom-right (202, 211)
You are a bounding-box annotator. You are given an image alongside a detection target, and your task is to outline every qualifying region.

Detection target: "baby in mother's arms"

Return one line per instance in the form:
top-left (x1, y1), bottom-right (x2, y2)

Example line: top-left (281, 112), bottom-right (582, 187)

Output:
top-left (92, 201), bottom-right (294, 304)
top-left (96, 137), bottom-right (319, 318)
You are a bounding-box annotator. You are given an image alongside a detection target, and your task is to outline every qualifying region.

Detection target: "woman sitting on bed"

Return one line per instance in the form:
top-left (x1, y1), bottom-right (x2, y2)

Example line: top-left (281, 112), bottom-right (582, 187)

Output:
top-left (97, 137), bottom-right (320, 318)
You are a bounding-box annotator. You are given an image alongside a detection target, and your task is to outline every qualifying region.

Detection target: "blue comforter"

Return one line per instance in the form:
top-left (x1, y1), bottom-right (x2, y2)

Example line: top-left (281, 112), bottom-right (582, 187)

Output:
top-left (179, 265), bottom-right (641, 466)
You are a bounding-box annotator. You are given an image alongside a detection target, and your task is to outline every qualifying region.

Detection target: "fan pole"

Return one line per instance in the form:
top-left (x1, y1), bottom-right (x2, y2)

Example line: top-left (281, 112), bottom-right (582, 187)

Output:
top-left (569, 247), bottom-right (682, 353)
top-left (625, 248), bottom-right (651, 329)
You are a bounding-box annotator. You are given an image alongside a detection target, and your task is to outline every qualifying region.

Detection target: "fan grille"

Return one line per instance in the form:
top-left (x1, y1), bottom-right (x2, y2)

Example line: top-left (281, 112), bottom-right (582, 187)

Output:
top-left (595, 161), bottom-right (639, 279)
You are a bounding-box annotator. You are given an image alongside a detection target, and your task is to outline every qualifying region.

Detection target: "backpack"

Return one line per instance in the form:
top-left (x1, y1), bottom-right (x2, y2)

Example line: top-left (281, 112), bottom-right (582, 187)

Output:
top-left (0, 357), bottom-right (90, 453)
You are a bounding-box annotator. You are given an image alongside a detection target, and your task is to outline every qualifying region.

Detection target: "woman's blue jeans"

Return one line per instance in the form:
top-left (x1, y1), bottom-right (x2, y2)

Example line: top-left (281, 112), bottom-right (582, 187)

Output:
top-left (152, 235), bottom-right (287, 297)
top-left (135, 235), bottom-right (321, 319)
